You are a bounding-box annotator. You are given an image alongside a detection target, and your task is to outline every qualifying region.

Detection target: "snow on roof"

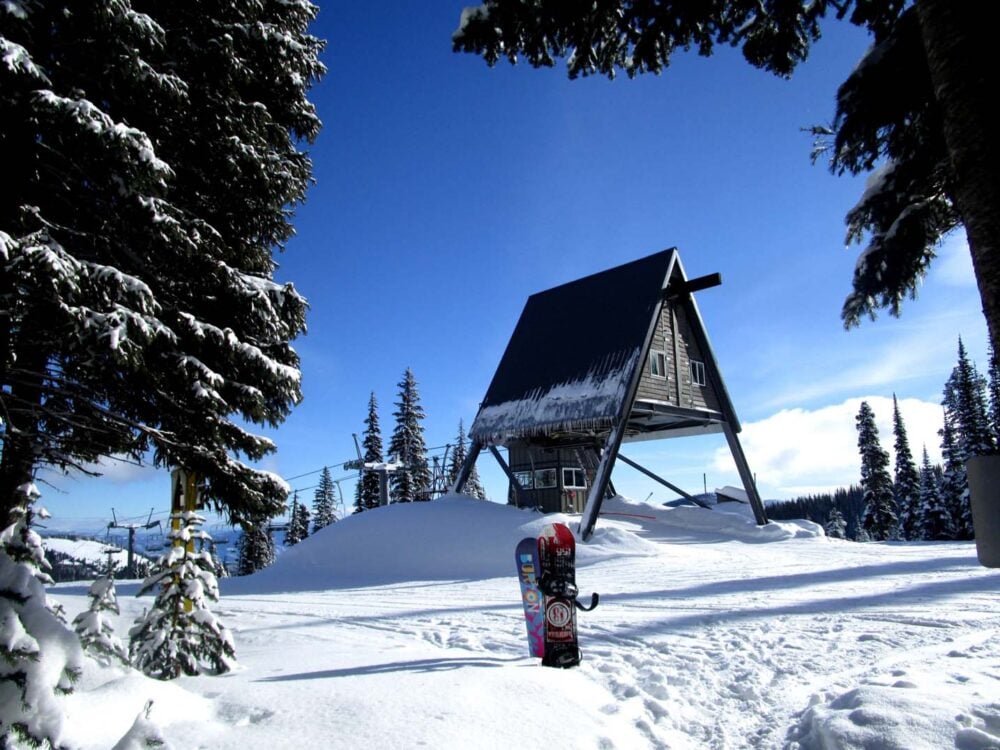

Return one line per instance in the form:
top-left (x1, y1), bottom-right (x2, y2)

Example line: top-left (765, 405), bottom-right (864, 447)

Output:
top-left (715, 485), bottom-right (750, 503)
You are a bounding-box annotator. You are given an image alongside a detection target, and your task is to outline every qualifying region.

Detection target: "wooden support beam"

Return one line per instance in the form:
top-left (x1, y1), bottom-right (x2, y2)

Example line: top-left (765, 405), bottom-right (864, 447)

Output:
top-left (616, 453), bottom-right (711, 508)
top-left (578, 421), bottom-right (627, 540)
top-left (450, 439), bottom-right (483, 495)
top-left (722, 422), bottom-right (769, 525)
top-left (486, 445), bottom-right (530, 508)
top-left (665, 272), bottom-right (722, 299)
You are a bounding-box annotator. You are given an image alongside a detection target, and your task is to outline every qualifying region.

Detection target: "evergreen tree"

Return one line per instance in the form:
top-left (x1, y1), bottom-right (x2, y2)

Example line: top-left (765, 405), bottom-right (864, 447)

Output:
top-left (939, 414), bottom-right (972, 539)
top-left (312, 466), bottom-right (337, 531)
top-left (130, 511), bottom-right (236, 679)
top-left (448, 420), bottom-right (486, 499)
top-left (0, 491), bottom-right (83, 748)
top-left (454, 3), bottom-right (1000, 363)
top-left (357, 392), bottom-right (385, 512)
top-left (891, 395), bottom-right (922, 539)
top-left (0, 0), bottom-right (325, 529)
top-left (285, 493), bottom-right (310, 546)
top-left (387, 369), bottom-right (431, 502)
top-left (236, 518), bottom-right (276, 576)
top-left (73, 574), bottom-right (129, 668)
top-left (856, 401), bottom-right (897, 540)
top-left (943, 338), bottom-right (995, 458)
top-left (824, 508), bottom-right (847, 539)
top-left (918, 446), bottom-right (952, 540)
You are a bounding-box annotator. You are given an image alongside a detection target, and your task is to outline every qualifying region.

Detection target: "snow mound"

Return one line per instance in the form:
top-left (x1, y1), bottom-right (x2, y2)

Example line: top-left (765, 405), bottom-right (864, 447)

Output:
top-left (224, 494), bottom-right (820, 594)
top-left (789, 667), bottom-right (1000, 750)
top-left (224, 495), bottom-right (655, 593)
top-left (600, 495), bottom-right (824, 542)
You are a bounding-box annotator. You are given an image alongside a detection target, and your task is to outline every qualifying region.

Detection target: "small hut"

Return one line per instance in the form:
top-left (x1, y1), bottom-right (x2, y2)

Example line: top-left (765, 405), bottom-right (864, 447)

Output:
top-left (452, 248), bottom-right (767, 540)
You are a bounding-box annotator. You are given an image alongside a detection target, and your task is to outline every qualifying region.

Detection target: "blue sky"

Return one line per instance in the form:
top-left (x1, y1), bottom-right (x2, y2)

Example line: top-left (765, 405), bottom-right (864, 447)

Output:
top-left (41, 4), bottom-right (989, 528)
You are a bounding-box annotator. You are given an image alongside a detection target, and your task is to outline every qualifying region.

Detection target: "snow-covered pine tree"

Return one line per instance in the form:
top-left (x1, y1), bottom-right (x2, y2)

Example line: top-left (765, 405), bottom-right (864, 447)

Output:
top-left (0, 488), bottom-right (83, 748)
top-left (824, 508), bottom-right (847, 539)
top-left (448, 420), bottom-right (486, 499)
top-left (388, 369), bottom-right (431, 502)
top-left (236, 518), bottom-right (276, 576)
top-left (73, 574), bottom-right (129, 667)
top-left (0, 0), bottom-right (325, 530)
top-left (312, 467), bottom-right (337, 532)
top-left (285, 493), bottom-right (310, 546)
top-left (856, 401), bottom-right (898, 540)
top-left (357, 392), bottom-right (384, 512)
top-left (918, 446), bottom-right (952, 540)
top-left (891, 395), bottom-right (922, 539)
top-left (129, 511), bottom-right (236, 679)
top-left (943, 338), bottom-right (995, 459)
top-left (939, 413), bottom-right (972, 539)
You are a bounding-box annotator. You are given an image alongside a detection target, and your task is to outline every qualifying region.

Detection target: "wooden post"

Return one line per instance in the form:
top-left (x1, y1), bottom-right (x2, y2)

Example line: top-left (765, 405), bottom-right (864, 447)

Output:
top-left (486, 445), bottom-right (531, 507)
top-left (578, 421), bottom-right (627, 540)
top-left (450, 439), bottom-right (483, 495)
top-left (722, 422), bottom-right (768, 525)
top-left (616, 453), bottom-right (711, 508)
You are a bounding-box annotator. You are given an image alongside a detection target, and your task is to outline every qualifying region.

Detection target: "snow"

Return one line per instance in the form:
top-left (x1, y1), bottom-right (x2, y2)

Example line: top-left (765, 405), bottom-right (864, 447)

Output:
top-left (43, 494), bottom-right (1000, 749)
top-left (471, 348), bottom-right (640, 443)
top-left (43, 537), bottom-right (152, 572)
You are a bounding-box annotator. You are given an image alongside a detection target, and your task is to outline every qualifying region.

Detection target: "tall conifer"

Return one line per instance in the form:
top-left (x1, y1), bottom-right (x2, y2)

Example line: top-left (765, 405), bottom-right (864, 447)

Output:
top-left (357, 392), bottom-right (385, 511)
top-left (236, 518), bottom-right (275, 576)
top-left (312, 467), bottom-right (337, 531)
top-left (388, 369), bottom-right (431, 502)
top-left (856, 401), bottom-right (897, 540)
top-left (918, 446), bottom-right (952, 540)
top-left (891, 396), bottom-right (921, 539)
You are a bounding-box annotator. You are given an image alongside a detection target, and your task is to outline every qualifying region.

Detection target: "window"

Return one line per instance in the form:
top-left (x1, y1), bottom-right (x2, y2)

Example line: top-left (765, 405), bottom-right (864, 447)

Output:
top-left (562, 468), bottom-right (587, 489)
top-left (513, 471), bottom-right (533, 489)
top-left (649, 349), bottom-right (667, 378)
top-left (690, 359), bottom-right (707, 386)
top-left (534, 468), bottom-right (557, 489)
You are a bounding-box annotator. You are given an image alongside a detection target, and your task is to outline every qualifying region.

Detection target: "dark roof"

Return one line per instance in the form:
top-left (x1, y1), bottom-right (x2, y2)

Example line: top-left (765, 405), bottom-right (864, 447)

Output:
top-left (470, 249), bottom-right (676, 443)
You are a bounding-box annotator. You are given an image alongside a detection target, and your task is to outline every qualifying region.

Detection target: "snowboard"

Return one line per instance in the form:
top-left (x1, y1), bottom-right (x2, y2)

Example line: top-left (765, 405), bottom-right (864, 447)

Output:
top-left (536, 522), bottom-right (598, 668)
top-left (515, 537), bottom-right (545, 658)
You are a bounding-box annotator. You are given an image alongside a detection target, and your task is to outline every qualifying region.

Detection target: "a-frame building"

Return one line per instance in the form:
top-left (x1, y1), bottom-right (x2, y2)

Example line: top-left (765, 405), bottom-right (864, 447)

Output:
top-left (452, 248), bottom-right (768, 540)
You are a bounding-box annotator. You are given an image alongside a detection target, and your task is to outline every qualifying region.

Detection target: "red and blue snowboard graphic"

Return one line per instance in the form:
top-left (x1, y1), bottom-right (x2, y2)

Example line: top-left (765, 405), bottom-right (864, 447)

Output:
top-left (516, 522), bottom-right (599, 668)
top-left (515, 537), bottom-right (544, 657)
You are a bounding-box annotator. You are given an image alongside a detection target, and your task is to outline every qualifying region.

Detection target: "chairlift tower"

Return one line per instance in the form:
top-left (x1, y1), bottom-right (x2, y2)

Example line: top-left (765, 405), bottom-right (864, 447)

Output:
top-left (107, 508), bottom-right (159, 578)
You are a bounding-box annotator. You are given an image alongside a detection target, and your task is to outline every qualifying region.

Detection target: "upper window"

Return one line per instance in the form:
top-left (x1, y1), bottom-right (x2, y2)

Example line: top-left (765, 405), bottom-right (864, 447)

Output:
top-left (562, 467), bottom-right (587, 489)
top-left (534, 468), bottom-right (557, 489)
top-left (690, 359), bottom-right (707, 387)
top-left (649, 349), bottom-right (667, 378)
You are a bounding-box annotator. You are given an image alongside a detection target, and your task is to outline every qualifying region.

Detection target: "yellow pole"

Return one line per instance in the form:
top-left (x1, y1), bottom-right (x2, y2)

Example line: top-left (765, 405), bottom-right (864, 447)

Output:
top-left (169, 469), bottom-right (199, 613)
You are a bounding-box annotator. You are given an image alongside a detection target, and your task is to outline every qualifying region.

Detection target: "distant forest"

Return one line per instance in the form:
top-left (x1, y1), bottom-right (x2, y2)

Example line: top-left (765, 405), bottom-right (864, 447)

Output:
top-left (768, 338), bottom-right (996, 543)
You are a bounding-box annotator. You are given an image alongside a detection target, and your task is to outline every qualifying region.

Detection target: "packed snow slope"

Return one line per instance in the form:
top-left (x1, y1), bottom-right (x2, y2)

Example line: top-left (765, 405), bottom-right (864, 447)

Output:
top-left (52, 495), bottom-right (1000, 749)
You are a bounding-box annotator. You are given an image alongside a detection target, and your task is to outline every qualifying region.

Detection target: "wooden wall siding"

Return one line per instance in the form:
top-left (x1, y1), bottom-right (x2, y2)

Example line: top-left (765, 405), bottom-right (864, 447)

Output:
top-left (636, 302), bottom-right (722, 412)
top-left (674, 304), bottom-right (722, 412)
top-left (636, 302), bottom-right (676, 404)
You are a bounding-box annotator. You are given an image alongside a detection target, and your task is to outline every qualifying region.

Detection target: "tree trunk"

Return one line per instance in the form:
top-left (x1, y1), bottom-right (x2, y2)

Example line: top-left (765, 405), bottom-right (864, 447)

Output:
top-left (916, 0), bottom-right (1000, 355)
top-left (0, 349), bottom-right (45, 526)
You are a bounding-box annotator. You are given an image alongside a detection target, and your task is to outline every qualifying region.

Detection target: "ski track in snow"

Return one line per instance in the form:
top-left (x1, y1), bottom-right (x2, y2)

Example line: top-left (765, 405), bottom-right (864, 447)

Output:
top-left (51, 499), bottom-right (1000, 749)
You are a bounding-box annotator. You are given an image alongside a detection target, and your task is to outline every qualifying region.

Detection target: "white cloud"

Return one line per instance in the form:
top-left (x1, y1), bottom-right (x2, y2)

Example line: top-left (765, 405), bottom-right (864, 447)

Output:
top-left (935, 232), bottom-right (976, 287)
top-left (713, 395), bottom-right (944, 498)
top-left (78, 455), bottom-right (158, 484)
